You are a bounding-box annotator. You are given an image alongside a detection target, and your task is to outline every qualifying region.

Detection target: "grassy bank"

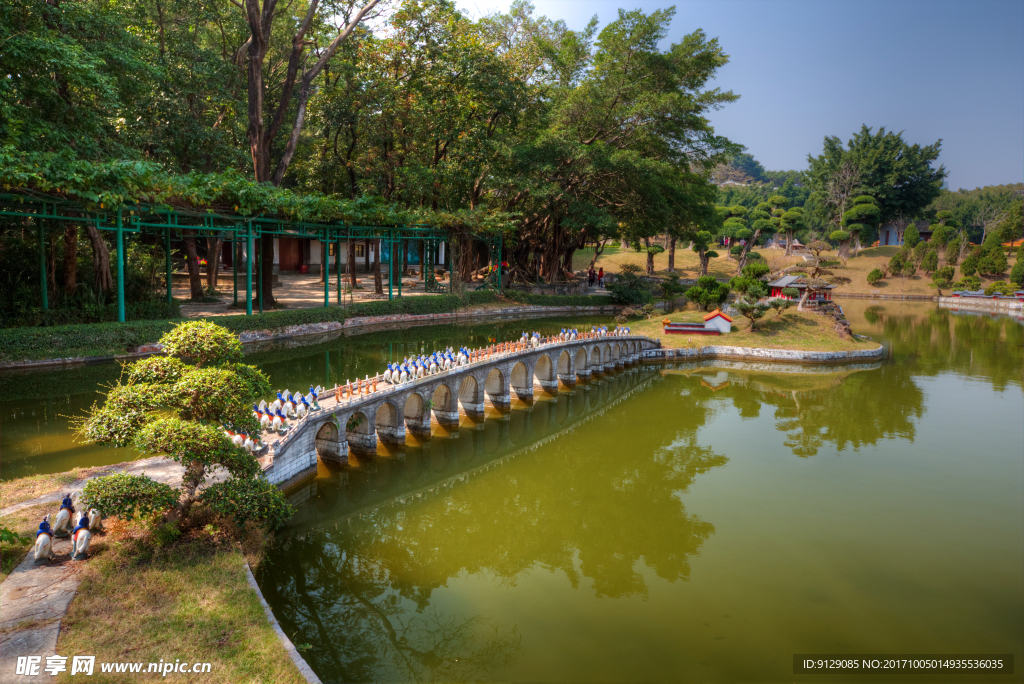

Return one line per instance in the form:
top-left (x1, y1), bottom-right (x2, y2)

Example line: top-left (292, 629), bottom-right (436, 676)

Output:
top-left (633, 309), bottom-right (870, 352)
top-left (0, 291), bottom-right (614, 364)
top-left (1, 469), bottom-right (85, 509)
top-left (55, 533), bottom-right (305, 684)
top-left (1, 502), bottom-right (55, 582)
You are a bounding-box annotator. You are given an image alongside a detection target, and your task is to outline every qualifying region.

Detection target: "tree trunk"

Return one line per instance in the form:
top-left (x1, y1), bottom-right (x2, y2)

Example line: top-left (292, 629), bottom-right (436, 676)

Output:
top-left (620, 238), bottom-right (629, 249)
top-left (796, 288), bottom-right (810, 311)
top-left (85, 224), bottom-right (113, 294)
top-left (735, 229), bottom-right (762, 274)
top-left (205, 237), bottom-right (221, 292)
top-left (784, 230), bottom-right (794, 257)
top-left (319, 240), bottom-right (327, 284)
top-left (182, 234), bottom-right (205, 301)
top-left (590, 239), bottom-right (607, 269)
top-left (667, 237), bottom-right (676, 273)
top-left (348, 240), bottom-right (357, 286)
top-left (698, 249), bottom-right (710, 277)
top-left (63, 225), bottom-right (78, 295)
top-left (373, 238), bottom-right (383, 294)
top-left (415, 241), bottom-right (423, 280)
top-left (644, 237), bottom-right (654, 275)
top-left (364, 239), bottom-right (370, 274)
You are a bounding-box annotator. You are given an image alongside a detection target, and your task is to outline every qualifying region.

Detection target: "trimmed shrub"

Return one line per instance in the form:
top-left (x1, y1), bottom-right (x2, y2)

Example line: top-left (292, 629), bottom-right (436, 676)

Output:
top-left (81, 473), bottom-right (180, 521)
top-left (1010, 258), bottom-right (1024, 287)
top-left (903, 224), bottom-right (920, 248)
top-left (960, 247), bottom-right (981, 277)
top-left (984, 281), bottom-right (1015, 296)
top-left (921, 249), bottom-right (939, 274)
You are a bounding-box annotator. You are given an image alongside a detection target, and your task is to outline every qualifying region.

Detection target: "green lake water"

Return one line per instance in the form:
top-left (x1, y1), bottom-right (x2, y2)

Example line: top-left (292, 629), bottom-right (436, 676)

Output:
top-left (2, 304), bottom-right (1022, 682)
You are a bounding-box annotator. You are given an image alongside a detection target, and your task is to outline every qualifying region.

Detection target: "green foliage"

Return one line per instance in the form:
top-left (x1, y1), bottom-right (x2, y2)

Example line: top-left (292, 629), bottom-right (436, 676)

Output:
top-left (135, 418), bottom-right (258, 478)
top-left (983, 281), bottom-right (1015, 296)
top-left (1, 527), bottom-right (30, 545)
top-left (903, 224), bottom-right (920, 248)
top-left (685, 276), bottom-right (730, 311)
top-left (1010, 258), bottom-right (1024, 287)
top-left (741, 262), bottom-right (771, 280)
top-left (888, 249), bottom-right (909, 277)
top-left (781, 287), bottom-right (799, 298)
top-left (199, 477), bottom-right (295, 531)
top-left (733, 281), bottom-right (769, 330)
top-left (867, 268), bottom-right (885, 285)
top-left (932, 266), bottom-right (955, 289)
top-left (944, 240), bottom-right (960, 266)
top-left (728, 276), bottom-right (761, 296)
top-left (960, 247), bottom-right (981, 277)
top-left (829, 230), bottom-right (851, 243)
top-left (930, 224), bottom-right (949, 247)
top-left (921, 249), bottom-right (939, 274)
top-left (769, 298), bottom-right (793, 317)
top-left (977, 248), bottom-right (1007, 277)
top-left (952, 275), bottom-right (982, 291)
top-left (607, 267), bottom-right (653, 305)
top-left (160, 321), bottom-right (242, 367)
top-left (928, 184), bottom-right (1023, 244)
top-left (126, 357), bottom-right (188, 386)
top-left (81, 473), bottom-right (180, 521)
top-left (76, 384), bottom-right (161, 447)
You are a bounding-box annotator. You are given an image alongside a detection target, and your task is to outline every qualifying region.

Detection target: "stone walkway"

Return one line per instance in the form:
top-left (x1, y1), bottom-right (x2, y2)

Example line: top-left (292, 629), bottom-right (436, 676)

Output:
top-left (0, 534), bottom-right (83, 683)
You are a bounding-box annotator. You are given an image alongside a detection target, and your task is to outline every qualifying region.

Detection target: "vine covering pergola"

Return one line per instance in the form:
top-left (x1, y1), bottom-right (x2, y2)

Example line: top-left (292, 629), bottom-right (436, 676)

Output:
top-left (0, 185), bottom-right (504, 322)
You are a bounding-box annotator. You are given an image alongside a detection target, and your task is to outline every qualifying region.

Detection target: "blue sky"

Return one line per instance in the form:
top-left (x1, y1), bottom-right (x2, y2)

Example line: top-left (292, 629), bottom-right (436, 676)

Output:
top-left (456, 0), bottom-right (1024, 190)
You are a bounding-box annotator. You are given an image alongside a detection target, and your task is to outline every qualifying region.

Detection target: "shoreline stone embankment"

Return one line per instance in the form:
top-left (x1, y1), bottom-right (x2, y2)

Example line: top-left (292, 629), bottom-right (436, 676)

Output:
top-left (643, 344), bottom-right (886, 364)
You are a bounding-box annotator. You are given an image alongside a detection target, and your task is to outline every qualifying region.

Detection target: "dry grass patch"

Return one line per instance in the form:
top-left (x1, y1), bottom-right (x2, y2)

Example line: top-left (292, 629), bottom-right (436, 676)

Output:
top-left (1, 470), bottom-right (86, 509)
top-left (573, 244), bottom-right (803, 279)
top-left (56, 533), bottom-right (305, 684)
top-left (633, 309), bottom-right (870, 352)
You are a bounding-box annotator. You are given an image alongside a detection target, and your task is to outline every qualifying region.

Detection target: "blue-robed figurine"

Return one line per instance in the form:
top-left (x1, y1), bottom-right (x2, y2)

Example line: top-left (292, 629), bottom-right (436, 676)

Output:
top-left (72, 514), bottom-right (89, 538)
top-left (37, 517), bottom-right (52, 539)
top-left (61, 495), bottom-right (74, 513)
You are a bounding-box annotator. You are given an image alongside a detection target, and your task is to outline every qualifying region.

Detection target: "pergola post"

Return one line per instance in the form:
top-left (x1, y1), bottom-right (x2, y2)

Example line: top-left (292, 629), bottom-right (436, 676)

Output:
top-left (38, 219), bottom-right (48, 310)
top-left (245, 222), bottom-right (253, 316)
top-left (116, 210), bottom-right (125, 322)
top-left (257, 234), bottom-right (263, 314)
top-left (387, 229), bottom-right (394, 301)
top-left (323, 230), bottom-right (329, 308)
top-left (232, 234), bottom-right (237, 305)
top-left (336, 232), bottom-right (342, 304)
top-left (164, 226), bottom-right (172, 304)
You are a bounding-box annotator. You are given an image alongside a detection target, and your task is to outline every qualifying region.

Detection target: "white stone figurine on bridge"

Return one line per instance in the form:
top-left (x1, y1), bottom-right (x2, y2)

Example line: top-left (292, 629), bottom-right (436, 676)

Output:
top-left (88, 508), bottom-right (103, 532)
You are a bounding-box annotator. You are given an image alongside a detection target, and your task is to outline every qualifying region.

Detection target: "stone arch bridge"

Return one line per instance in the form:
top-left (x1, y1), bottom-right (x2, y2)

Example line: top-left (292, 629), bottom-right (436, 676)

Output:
top-left (263, 334), bottom-right (661, 485)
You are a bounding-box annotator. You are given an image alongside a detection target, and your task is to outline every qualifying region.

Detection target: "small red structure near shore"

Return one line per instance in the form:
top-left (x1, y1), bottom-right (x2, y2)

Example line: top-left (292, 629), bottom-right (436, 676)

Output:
top-left (662, 309), bottom-right (733, 336)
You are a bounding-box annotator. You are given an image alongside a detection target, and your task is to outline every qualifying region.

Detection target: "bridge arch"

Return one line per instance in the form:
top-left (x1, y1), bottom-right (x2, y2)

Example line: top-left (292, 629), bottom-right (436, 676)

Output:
top-left (534, 354), bottom-right (557, 393)
top-left (345, 410), bottom-right (375, 454)
top-left (591, 345), bottom-right (602, 370)
top-left (458, 375), bottom-right (484, 416)
top-left (557, 350), bottom-right (572, 375)
top-left (374, 401), bottom-right (405, 445)
top-left (574, 347), bottom-right (588, 371)
top-left (510, 361), bottom-right (532, 402)
top-left (314, 420), bottom-right (345, 464)
top-left (404, 392), bottom-right (431, 438)
top-left (602, 344), bottom-right (611, 365)
top-left (484, 367), bottom-right (509, 409)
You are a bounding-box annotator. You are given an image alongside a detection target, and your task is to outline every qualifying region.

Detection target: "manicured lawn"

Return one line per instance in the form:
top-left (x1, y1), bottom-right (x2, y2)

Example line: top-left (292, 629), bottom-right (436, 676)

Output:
top-left (1, 469), bottom-right (86, 509)
top-left (572, 245), bottom-right (804, 280)
top-left (631, 309), bottom-right (870, 352)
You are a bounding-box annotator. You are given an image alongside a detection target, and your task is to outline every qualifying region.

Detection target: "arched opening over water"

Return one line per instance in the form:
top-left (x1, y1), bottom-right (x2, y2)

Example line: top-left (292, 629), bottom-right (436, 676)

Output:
top-left (602, 344), bottom-right (612, 366)
top-left (374, 401), bottom-right (403, 444)
top-left (591, 345), bottom-right (602, 371)
top-left (459, 375), bottom-right (482, 415)
top-left (430, 383), bottom-right (457, 427)
top-left (344, 410), bottom-right (374, 455)
top-left (484, 368), bottom-right (508, 408)
top-left (404, 392), bottom-right (430, 438)
top-left (557, 350), bottom-right (571, 375)
top-left (534, 355), bottom-right (554, 392)
top-left (574, 348), bottom-right (588, 373)
top-left (510, 361), bottom-right (532, 402)
top-left (314, 420), bottom-right (345, 464)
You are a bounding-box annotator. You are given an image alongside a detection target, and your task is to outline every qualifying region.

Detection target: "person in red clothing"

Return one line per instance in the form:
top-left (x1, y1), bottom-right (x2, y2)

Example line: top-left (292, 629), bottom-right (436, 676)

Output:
top-left (598, 267), bottom-right (604, 287)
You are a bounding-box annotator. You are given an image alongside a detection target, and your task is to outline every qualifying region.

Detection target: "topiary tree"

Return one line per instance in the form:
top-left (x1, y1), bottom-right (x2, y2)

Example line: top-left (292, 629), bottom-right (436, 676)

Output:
top-left (735, 196), bottom-right (785, 273)
top-left (75, 321), bottom-right (293, 533)
top-left (685, 275), bottom-right (730, 311)
top-left (839, 195), bottom-right (880, 259)
top-left (931, 265), bottom-right (955, 292)
top-left (1010, 245), bottom-right (1024, 287)
top-left (690, 231), bottom-right (720, 277)
top-left (903, 223), bottom-right (920, 248)
top-left (779, 207), bottom-right (806, 257)
top-left (607, 263), bottom-right (653, 305)
top-left (921, 248), bottom-right (939, 274)
top-left (769, 297), bottom-right (793, 317)
top-left (786, 240), bottom-right (851, 310)
top-left (733, 280), bottom-right (770, 330)
top-left (960, 247), bottom-right (981, 277)
top-left (867, 268), bottom-right (884, 285)
top-left (978, 246), bottom-right (1007, 277)
top-left (741, 262), bottom-right (771, 280)
top-left (660, 274), bottom-right (685, 311)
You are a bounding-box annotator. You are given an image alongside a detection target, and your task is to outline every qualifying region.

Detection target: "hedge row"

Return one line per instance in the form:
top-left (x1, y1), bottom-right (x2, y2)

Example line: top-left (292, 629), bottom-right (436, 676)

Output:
top-left (0, 292), bottom-right (615, 363)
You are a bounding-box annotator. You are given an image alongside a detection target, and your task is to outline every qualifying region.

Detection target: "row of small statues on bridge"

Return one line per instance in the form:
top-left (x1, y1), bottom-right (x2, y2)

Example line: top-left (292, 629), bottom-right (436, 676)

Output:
top-left (34, 494), bottom-right (103, 564)
top-left (249, 326), bottom-right (637, 436)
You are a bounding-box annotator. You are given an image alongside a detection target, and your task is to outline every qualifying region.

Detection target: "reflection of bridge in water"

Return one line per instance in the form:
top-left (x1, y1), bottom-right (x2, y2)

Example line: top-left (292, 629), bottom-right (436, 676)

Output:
top-left (263, 335), bottom-right (661, 486)
top-left (281, 365), bottom-right (660, 530)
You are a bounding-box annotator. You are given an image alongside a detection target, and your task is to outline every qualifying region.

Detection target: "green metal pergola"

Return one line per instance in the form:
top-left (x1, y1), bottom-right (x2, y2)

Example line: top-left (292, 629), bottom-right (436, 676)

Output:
top-left (0, 191), bottom-right (502, 322)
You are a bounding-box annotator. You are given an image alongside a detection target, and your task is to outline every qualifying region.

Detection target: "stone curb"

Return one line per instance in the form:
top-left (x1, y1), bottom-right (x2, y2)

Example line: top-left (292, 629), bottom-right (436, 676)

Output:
top-left (643, 343), bottom-right (886, 364)
top-left (937, 296), bottom-right (1023, 313)
top-left (243, 562), bottom-right (323, 684)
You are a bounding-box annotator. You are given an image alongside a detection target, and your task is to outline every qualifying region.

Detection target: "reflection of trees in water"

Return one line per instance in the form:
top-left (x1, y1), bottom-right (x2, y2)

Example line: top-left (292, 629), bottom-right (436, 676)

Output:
top-left (259, 372), bottom-right (727, 682)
